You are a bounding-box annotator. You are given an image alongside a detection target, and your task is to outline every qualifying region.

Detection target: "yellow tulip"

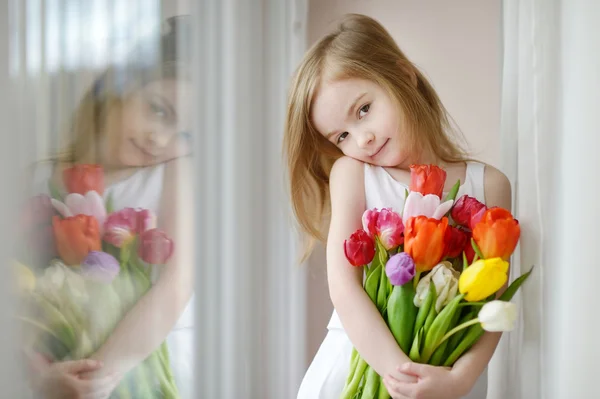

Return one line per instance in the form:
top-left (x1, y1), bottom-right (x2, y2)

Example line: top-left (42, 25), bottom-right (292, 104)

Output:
top-left (458, 258), bottom-right (508, 302)
top-left (12, 261), bottom-right (36, 293)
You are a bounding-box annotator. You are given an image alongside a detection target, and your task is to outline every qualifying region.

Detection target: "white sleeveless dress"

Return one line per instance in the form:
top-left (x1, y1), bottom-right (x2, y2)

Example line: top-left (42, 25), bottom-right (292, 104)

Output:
top-left (30, 163), bottom-right (195, 399)
top-left (297, 161), bottom-right (488, 399)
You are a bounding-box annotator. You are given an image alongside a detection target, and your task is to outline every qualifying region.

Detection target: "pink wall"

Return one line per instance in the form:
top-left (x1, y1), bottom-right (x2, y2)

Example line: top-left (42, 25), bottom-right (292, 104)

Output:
top-left (305, 0), bottom-right (502, 366)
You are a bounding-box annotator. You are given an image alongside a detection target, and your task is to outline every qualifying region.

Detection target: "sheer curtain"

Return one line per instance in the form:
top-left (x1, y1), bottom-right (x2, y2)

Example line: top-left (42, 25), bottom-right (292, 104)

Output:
top-left (194, 0), bottom-right (308, 398)
top-left (493, 1), bottom-right (600, 398)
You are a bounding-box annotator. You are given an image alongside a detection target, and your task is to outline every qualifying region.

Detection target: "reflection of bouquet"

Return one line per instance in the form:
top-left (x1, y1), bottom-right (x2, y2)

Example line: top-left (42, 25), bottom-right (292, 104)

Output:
top-left (340, 165), bottom-right (533, 399)
top-left (14, 164), bottom-right (180, 398)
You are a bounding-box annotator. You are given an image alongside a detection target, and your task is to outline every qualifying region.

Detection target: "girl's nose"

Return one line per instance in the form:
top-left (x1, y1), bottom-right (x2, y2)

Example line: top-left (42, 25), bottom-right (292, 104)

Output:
top-left (357, 131), bottom-right (375, 149)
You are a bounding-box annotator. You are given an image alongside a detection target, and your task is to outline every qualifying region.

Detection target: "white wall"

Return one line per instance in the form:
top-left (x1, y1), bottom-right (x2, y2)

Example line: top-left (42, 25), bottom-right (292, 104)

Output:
top-left (305, 0), bottom-right (502, 365)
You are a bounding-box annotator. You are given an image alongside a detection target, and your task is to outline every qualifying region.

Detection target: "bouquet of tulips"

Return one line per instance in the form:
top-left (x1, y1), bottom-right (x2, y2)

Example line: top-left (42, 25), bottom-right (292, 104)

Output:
top-left (13, 164), bottom-right (180, 398)
top-left (340, 164), bottom-right (533, 399)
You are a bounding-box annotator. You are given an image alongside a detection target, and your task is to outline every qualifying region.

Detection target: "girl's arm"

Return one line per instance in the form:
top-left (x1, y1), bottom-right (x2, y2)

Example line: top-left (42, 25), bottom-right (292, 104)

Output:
top-left (327, 156), bottom-right (416, 381)
top-left (88, 156), bottom-right (194, 376)
top-left (450, 164), bottom-right (512, 388)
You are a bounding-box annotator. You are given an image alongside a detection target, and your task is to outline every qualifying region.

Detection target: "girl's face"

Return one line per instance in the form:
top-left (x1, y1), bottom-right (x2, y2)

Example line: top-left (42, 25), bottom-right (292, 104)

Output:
top-left (311, 77), bottom-right (411, 168)
top-left (102, 78), bottom-right (192, 167)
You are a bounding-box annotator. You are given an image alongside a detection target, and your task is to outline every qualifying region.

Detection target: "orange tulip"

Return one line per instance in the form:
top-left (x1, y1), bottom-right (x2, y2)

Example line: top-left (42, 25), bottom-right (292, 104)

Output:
top-left (409, 164), bottom-right (447, 198)
top-left (63, 164), bottom-right (105, 195)
top-left (404, 216), bottom-right (448, 272)
top-left (53, 215), bottom-right (101, 265)
top-left (472, 207), bottom-right (520, 260)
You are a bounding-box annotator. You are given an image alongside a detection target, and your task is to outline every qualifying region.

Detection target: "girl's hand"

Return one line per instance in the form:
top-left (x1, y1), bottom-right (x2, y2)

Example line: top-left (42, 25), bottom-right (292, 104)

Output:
top-left (383, 363), bottom-right (469, 399)
top-left (31, 356), bottom-right (119, 399)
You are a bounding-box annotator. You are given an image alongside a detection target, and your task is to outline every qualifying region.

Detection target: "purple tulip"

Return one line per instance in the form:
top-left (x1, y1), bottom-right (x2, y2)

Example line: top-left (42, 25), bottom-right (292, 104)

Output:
top-left (385, 252), bottom-right (416, 286)
top-left (81, 251), bottom-right (120, 283)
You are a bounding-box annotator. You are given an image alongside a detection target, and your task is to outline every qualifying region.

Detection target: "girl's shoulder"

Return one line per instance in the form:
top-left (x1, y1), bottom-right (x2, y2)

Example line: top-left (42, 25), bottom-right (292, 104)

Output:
top-left (481, 162), bottom-right (511, 208)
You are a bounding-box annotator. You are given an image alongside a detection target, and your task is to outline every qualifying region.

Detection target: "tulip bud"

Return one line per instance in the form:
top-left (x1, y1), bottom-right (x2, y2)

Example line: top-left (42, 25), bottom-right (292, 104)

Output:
top-left (414, 262), bottom-right (459, 312)
top-left (451, 195), bottom-right (487, 230)
top-left (458, 257), bottom-right (509, 302)
top-left (478, 300), bottom-right (517, 332)
top-left (361, 209), bottom-right (380, 237)
top-left (138, 229), bottom-right (174, 264)
top-left (81, 251), bottom-right (120, 284)
top-left (63, 164), bottom-right (105, 196)
top-left (375, 208), bottom-right (404, 250)
top-left (344, 229), bottom-right (375, 267)
top-left (409, 164), bottom-right (447, 199)
top-left (385, 253), bottom-right (415, 286)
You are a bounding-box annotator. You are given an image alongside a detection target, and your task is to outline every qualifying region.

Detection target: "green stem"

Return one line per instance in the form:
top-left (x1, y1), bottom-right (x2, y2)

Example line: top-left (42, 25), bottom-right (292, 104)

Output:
top-left (413, 271), bottom-right (422, 289)
top-left (15, 316), bottom-right (67, 346)
top-left (340, 358), bottom-right (368, 399)
top-left (435, 318), bottom-right (480, 350)
top-left (346, 348), bottom-right (359, 386)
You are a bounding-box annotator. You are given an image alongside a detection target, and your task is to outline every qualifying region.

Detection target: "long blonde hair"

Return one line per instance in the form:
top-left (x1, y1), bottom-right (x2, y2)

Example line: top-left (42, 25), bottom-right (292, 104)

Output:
top-left (284, 14), bottom-right (469, 260)
top-left (57, 15), bottom-right (191, 163)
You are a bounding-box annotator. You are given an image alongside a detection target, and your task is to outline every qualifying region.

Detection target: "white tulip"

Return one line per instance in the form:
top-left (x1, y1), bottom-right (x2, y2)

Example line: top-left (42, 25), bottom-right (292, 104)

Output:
top-left (414, 261), bottom-right (460, 312)
top-left (478, 300), bottom-right (517, 332)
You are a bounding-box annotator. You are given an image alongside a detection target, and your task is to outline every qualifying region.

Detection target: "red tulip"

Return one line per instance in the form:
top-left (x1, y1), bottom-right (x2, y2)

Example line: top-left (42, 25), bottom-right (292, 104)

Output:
top-left (344, 229), bottom-right (375, 267)
top-left (444, 226), bottom-right (470, 259)
top-left (375, 208), bottom-right (404, 250)
top-left (361, 208), bottom-right (380, 237)
top-left (473, 208), bottom-right (520, 260)
top-left (451, 195), bottom-right (487, 230)
top-left (63, 164), bottom-right (105, 195)
top-left (409, 164), bottom-right (447, 198)
top-left (404, 216), bottom-right (448, 272)
top-left (138, 228), bottom-right (174, 264)
top-left (53, 215), bottom-right (101, 265)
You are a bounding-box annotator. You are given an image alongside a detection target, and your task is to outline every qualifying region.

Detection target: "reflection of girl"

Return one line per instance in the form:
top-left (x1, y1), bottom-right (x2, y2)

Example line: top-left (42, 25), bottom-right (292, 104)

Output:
top-left (27, 15), bottom-right (195, 399)
top-left (285, 14), bottom-right (510, 399)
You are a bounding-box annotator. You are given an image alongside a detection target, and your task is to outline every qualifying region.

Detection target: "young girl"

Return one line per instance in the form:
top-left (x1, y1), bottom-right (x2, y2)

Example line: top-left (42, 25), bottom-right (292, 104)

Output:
top-left (285, 14), bottom-right (511, 399)
top-left (26, 15), bottom-right (195, 399)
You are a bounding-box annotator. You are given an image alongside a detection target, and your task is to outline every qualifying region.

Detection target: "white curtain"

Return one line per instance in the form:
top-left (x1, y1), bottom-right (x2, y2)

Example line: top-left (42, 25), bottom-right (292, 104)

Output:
top-left (493, 1), bottom-right (600, 398)
top-left (193, 1), bottom-right (308, 398)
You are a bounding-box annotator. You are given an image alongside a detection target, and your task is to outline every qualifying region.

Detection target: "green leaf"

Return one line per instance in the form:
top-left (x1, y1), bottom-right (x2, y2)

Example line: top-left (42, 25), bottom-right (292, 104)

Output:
top-left (409, 327), bottom-right (423, 362)
top-left (429, 338), bottom-right (449, 366)
top-left (405, 188), bottom-right (409, 199)
top-left (47, 179), bottom-right (64, 202)
top-left (471, 238), bottom-right (484, 260)
top-left (443, 324), bottom-right (484, 367)
top-left (387, 283), bottom-right (417, 354)
top-left (105, 191), bottom-right (115, 214)
top-left (462, 251), bottom-right (469, 270)
top-left (413, 280), bottom-right (435, 337)
top-left (499, 265), bottom-right (535, 301)
top-left (364, 264), bottom-right (381, 304)
top-left (444, 179), bottom-right (461, 202)
top-left (447, 308), bottom-right (478, 354)
top-left (421, 294), bottom-right (464, 363)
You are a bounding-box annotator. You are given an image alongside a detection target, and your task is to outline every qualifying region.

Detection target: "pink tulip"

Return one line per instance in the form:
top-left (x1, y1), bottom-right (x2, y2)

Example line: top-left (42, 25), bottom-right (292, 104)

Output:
top-left (402, 191), bottom-right (454, 226)
top-left (361, 208), bottom-right (380, 237)
top-left (103, 208), bottom-right (138, 247)
top-left (137, 229), bottom-right (174, 264)
top-left (103, 208), bottom-right (157, 247)
top-left (376, 208), bottom-right (404, 250)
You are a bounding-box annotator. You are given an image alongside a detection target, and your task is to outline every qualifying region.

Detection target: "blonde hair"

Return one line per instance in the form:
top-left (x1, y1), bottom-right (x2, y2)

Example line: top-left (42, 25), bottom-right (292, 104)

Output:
top-left (284, 14), bottom-right (469, 260)
top-left (57, 16), bottom-right (191, 163)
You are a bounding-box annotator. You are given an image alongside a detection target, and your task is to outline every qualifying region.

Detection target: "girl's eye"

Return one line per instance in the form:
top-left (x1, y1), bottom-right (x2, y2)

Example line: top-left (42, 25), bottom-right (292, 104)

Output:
top-left (150, 102), bottom-right (167, 118)
top-left (337, 132), bottom-right (349, 144)
top-left (358, 103), bottom-right (370, 119)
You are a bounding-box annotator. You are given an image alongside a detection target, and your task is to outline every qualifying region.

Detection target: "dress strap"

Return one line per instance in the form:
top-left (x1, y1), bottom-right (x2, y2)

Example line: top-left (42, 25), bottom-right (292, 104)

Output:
top-left (465, 161), bottom-right (486, 204)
